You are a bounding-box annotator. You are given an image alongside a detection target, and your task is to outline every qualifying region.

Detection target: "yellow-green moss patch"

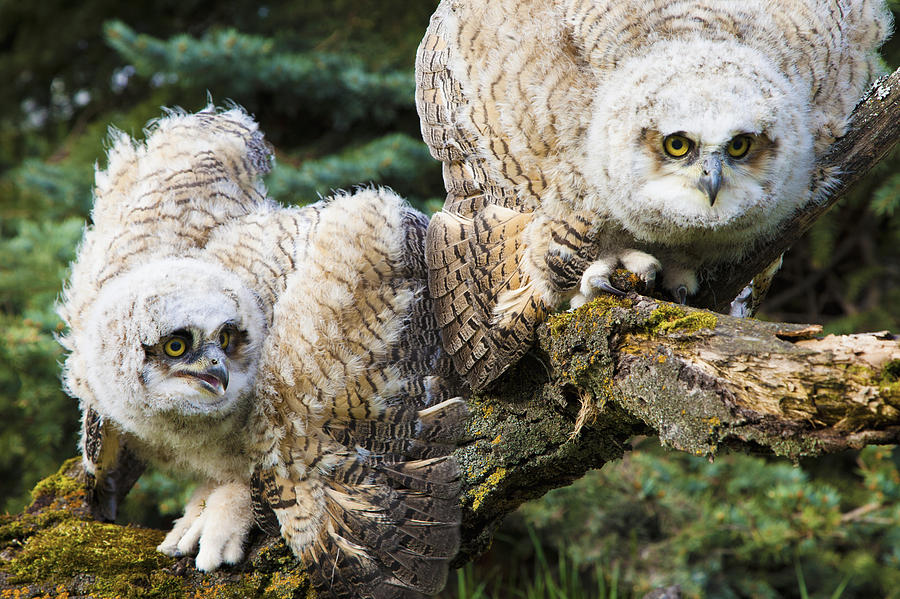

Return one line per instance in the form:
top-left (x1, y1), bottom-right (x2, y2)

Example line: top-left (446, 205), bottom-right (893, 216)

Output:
top-left (29, 458), bottom-right (85, 506)
top-left (470, 467), bottom-right (507, 512)
top-left (879, 359), bottom-right (900, 397)
top-left (261, 570), bottom-right (315, 599)
top-left (648, 305), bottom-right (718, 334)
top-left (549, 295), bottom-right (633, 338)
top-left (0, 509), bottom-right (73, 546)
top-left (5, 519), bottom-right (173, 596)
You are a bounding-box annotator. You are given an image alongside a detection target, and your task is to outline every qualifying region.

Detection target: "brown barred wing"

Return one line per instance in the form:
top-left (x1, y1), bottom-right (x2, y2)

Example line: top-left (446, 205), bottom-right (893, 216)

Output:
top-left (252, 188), bottom-right (464, 598)
top-left (80, 407), bottom-right (145, 522)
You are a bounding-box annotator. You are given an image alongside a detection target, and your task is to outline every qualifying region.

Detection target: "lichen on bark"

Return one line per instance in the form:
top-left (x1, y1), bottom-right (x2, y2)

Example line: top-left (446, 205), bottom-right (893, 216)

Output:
top-left (452, 278), bottom-right (900, 562)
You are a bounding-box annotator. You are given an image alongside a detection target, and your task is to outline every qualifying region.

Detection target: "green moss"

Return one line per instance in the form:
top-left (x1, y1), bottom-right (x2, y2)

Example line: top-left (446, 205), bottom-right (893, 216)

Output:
top-left (251, 539), bottom-right (298, 573)
top-left (29, 457), bottom-right (85, 505)
top-left (548, 295), bottom-right (633, 338)
top-left (0, 508), bottom-right (73, 547)
top-left (260, 569), bottom-right (316, 599)
top-left (545, 296), bottom-right (635, 385)
top-left (647, 305), bottom-right (718, 334)
top-left (648, 305), bottom-right (686, 327)
top-left (471, 468), bottom-right (507, 512)
top-left (6, 519), bottom-right (174, 595)
top-left (880, 360), bottom-right (900, 394)
top-left (0, 458), bottom-right (90, 549)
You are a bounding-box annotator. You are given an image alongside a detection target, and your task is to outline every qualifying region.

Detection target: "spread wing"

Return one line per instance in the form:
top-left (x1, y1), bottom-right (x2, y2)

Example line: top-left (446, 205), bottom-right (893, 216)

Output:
top-left (416, 3), bottom-right (540, 391)
top-left (415, 1), bottom-right (598, 390)
top-left (253, 188), bottom-right (465, 598)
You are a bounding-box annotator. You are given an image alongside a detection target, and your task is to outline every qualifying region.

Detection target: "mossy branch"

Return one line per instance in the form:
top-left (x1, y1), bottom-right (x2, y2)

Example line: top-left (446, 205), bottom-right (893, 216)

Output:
top-left (455, 278), bottom-right (900, 561)
top-left (0, 460), bottom-right (315, 598)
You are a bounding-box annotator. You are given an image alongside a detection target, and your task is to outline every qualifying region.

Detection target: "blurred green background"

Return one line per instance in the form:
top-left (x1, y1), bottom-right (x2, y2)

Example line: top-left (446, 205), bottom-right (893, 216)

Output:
top-left (1, 1), bottom-right (899, 597)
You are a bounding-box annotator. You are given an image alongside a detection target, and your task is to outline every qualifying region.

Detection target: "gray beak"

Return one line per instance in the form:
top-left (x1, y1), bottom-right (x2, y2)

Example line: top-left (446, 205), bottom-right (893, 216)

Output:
top-left (698, 154), bottom-right (723, 205)
top-left (196, 345), bottom-right (229, 396)
top-left (205, 362), bottom-right (229, 394)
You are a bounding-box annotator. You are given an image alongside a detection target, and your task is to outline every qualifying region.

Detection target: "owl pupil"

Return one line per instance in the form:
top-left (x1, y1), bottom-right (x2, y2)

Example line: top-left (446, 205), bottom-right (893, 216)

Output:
top-left (171, 341), bottom-right (182, 351)
top-left (671, 139), bottom-right (683, 150)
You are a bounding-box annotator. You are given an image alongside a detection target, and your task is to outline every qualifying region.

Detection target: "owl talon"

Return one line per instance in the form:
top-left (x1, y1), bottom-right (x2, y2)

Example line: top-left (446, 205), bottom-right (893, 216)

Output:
top-left (619, 250), bottom-right (661, 292)
top-left (675, 285), bottom-right (688, 305)
top-left (158, 482), bottom-right (253, 572)
top-left (594, 277), bottom-right (625, 297)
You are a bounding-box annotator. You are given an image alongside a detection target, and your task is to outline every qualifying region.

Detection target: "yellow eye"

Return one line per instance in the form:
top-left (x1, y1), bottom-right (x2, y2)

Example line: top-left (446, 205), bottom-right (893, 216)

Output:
top-left (727, 135), bottom-right (752, 158)
top-left (218, 331), bottom-right (231, 349)
top-left (163, 337), bottom-right (187, 357)
top-left (663, 134), bottom-right (692, 158)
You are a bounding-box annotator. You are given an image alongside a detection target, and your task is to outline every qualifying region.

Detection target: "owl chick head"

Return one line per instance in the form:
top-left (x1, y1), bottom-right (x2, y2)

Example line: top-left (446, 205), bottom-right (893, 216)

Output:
top-left (64, 257), bottom-right (266, 435)
top-left (583, 38), bottom-right (815, 251)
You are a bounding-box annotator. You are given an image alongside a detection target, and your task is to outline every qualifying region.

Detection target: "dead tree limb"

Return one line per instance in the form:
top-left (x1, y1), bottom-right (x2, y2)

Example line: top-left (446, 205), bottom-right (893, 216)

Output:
top-left (456, 289), bottom-right (900, 560)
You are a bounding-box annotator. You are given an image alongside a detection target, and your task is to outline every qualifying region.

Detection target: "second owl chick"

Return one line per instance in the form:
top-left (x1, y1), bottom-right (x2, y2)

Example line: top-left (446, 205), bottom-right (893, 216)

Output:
top-left (416, 0), bottom-right (892, 389)
top-left (58, 107), bottom-right (464, 598)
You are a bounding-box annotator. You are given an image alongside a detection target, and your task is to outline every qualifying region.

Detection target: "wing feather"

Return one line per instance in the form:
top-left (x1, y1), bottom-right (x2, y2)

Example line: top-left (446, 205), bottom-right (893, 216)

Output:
top-left (254, 189), bottom-right (463, 598)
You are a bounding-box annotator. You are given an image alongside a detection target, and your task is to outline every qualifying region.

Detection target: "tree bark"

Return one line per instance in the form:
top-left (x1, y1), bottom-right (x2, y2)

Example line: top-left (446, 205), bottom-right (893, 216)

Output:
top-left (454, 287), bottom-right (900, 561)
top-left (2, 66), bottom-right (900, 597)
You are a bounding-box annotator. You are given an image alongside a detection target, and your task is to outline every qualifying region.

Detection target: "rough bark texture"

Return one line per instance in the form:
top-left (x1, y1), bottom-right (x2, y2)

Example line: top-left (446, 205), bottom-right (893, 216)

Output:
top-left (2, 67), bottom-right (900, 598)
top-left (455, 286), bottom-right (900, 561)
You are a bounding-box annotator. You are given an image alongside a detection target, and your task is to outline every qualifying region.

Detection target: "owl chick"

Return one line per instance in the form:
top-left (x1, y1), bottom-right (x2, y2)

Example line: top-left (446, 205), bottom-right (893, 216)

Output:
top-left (58, 106), bottom-right (464, 598)
top-left (416, 0), bottom-right (892, 389)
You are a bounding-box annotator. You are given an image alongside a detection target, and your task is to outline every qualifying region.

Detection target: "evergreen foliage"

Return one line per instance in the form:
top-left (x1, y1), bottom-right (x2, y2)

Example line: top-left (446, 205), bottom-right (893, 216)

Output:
top-left (104, 21), bottom-right (415, 130)
top-left (265, 133), bottom-right (441, 209)
top-left (513, 443), bottom-right (900, 598)
top-left (1, 1), bottom-right (899, 596)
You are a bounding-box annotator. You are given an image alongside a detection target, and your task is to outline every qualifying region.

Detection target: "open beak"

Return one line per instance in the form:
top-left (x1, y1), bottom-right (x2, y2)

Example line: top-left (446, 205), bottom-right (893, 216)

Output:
top-left (194, 362), bottom-right (229, 396)
top-left (177, 346), bottom-right (229, 396)
top-left (698, 153), bottom-right (723, 205)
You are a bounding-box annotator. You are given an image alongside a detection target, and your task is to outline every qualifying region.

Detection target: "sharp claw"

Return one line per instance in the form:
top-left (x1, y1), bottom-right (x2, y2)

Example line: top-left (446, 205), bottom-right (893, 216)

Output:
top-left (643, 271), bottom-right (657, 293)
top-left (172, 549), bottom-right (183, 558)
top-left (591, 277), bottom-right (625, 297)
top-left (675, 285), bottom-right (688, 305)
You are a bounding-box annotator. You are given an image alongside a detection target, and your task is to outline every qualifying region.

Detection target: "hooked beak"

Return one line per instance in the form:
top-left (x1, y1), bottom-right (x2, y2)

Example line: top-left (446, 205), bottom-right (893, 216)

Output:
top-left (177, 347), bottom-right (229, 396)
top-left (195, 362), bottom-right (229, 396)
top-left (698, 153), bottom-right (723, 205)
